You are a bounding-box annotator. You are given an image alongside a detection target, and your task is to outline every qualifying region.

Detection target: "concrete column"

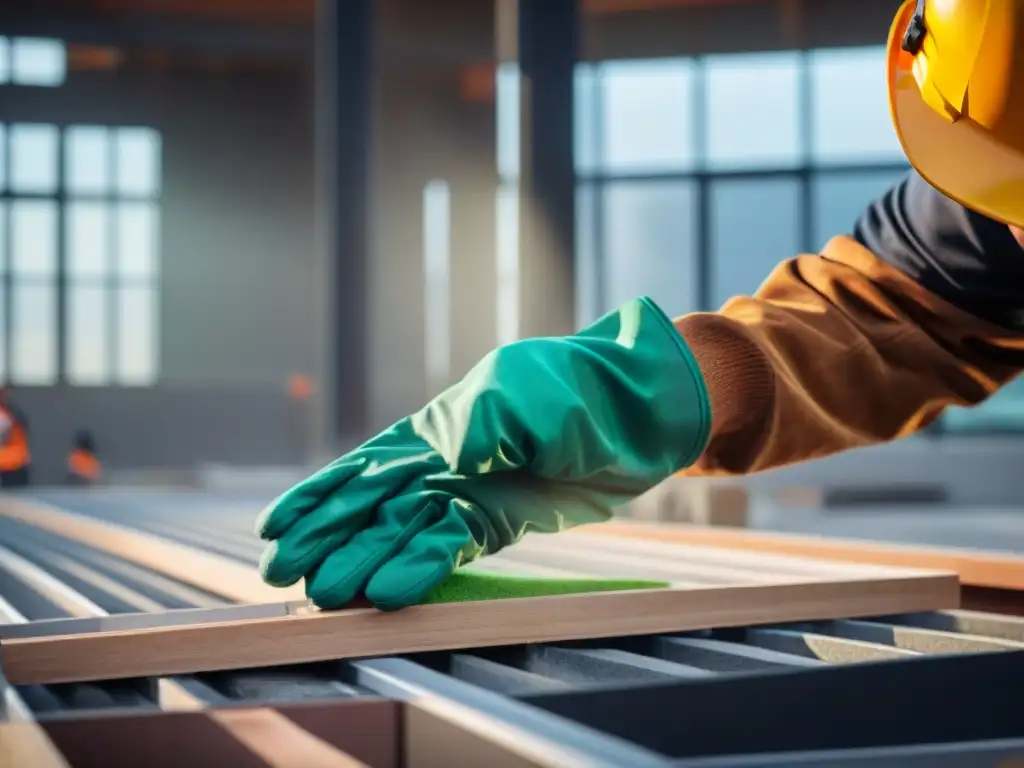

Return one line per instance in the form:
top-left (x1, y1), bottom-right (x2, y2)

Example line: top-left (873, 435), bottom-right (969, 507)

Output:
top-left (367, 0), bottom-right (498, 429)
top-left (447, 30), bottom-right (499, 382)
top-left (312, 0), bottom-right (372, 459)
top-left (516, 0), bottom-right (579, 339)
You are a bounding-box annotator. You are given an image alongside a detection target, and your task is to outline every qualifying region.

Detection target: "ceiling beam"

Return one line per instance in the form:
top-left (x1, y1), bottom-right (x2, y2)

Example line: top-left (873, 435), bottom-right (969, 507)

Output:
top-left (0, 8), bottom-right (312, 57)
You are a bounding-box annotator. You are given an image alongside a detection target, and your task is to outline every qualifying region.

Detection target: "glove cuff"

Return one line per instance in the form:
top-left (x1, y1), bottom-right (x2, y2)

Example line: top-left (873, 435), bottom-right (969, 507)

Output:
top-left (634, 297), bottom-right (713, 467)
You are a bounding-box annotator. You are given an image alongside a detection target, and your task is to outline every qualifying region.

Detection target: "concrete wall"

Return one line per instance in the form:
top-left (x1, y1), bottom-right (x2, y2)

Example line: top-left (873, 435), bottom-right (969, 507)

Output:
top-left (2, 66), bottom-right (315, 482)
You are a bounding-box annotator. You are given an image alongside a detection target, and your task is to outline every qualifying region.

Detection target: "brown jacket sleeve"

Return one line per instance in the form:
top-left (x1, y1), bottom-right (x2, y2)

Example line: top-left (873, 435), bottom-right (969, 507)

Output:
top-left (674, 235), bottom-right (1024, 476)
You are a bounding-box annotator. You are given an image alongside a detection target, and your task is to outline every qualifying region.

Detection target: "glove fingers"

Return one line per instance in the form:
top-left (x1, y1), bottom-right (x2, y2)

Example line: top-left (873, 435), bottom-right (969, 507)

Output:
top-left (255, 455), bottom-right (366, 540)
top-left (256, 435), bottom-right (439, 541)
top-left (258, 477), bottom-right (411, 587)
top-left (304, 495), bottom-right (443, 609)
top-left (365, 503), bottom-right (480, 611)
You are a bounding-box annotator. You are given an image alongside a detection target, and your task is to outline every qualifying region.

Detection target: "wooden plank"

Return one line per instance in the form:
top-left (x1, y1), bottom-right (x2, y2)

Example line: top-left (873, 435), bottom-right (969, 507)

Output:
top-left (404, 696), bottom-right (594, 768)
top-left (579, 520), bottom-right (1024, 590)
top-left (273, 700), bottom-right (401, 768)
top-left (0, 721), bottom-right (70, 768)
top-left (206, 708), bottom-right (369, 768)
top-left (38, 701), bottom-right (394, 768)
top-left (0, 689), bottom-right (70, 768)
top-left (0, 585), bottom-right (70, 768)
top-left (0, 497), bottom-right (305, 604)
top-left (0, 571), bottom-right (957, 685)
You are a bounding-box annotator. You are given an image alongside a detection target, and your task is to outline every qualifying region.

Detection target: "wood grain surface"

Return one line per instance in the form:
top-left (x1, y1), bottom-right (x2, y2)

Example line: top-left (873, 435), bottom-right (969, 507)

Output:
top-left (0, 497), bottom-right (960, 687)
top-left (576, 520), bottom-right (1024, 590)
top-left (1, 570), bottom-right (957, 685)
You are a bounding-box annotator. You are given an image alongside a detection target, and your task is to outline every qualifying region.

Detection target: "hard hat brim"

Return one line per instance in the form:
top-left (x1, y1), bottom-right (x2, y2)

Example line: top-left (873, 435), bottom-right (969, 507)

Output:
top-left (887, 0), bottom-right (1024, 228)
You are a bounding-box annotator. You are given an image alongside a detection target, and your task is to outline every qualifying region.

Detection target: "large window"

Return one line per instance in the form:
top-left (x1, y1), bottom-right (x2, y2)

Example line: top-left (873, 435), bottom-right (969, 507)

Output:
top-left (0, 36), bottom-right (66, 87)
top-left (573, 46), bottom-right (909, 324)
top-left (501, 44), bottom-right (1020, 434)
top-left (0, 38), bottom-right (161, 387)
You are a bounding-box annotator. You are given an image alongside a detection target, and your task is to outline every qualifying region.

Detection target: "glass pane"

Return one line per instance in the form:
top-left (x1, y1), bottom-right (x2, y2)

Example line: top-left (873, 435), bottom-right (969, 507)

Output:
top-left (12, 200), bottom-right (57, 277)
top-left (495, 184), bottom-right (519, 344)
top-left (67, 284), bottom-right (110, 385)
top-left (66, 126), bottom-right (112, 194)
top-left (67, 201), bottom-right (110, 278)
top-left (10, 123), bottom-right (58, 194)
top-left (117, 202), bottom-right (159, 278)
top-left (575, 183), bottom-right (599, 329)
top-left (710, 177), bottom-right (801, 309)
top-left (12, 282), bottom-right (57, 385)
top-left (422, 179), bottom-right (451, 388)
top-left (117, 285), bottom-right (158, 385)
top-left (574, 64), bottom-right (599, 176)
top-left (0, 124), bottom-right (6, 191)
top-left (11, 37), bottom-right (65, 87)
top-left (704, 51), bottom-right (802, 170)
top-left (943, 377), bottom-right (1024, 432)
top-left (0, 37), bottom-right (10, 84)
top-left (116, 127), bottom-right (161, 196)
top-left (603, 180), bottom-right (699, 318)
top-left (495, 63), bottom-right (520, 182)
top-left (601, 58), bottom-right (697, 174)
top-left (811, 169), bottom-right (909, 250)
top-left (0, 202), bottom-right (6, 272)
top-left (809, 46), bottom-right (905, 164)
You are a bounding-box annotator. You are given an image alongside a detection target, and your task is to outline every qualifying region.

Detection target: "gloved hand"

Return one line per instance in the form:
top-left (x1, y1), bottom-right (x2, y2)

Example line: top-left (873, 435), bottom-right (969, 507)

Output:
top-left (256, 296), bottom-right (711, 610)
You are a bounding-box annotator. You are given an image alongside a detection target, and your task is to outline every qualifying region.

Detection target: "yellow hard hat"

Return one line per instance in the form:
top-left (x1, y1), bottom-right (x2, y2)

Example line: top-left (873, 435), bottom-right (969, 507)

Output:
top-left (887, 0), bottom-right (1024, 227)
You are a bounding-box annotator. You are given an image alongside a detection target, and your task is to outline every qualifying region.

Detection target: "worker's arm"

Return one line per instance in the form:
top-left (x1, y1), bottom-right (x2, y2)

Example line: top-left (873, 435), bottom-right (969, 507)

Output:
top-left (677, 170), bottom-right (1024, 476)
top-left (256, 170), bottom-right (1024, 611)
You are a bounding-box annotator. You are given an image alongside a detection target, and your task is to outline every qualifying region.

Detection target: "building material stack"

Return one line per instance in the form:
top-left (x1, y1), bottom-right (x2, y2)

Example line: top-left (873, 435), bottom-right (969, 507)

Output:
top-left (1, 492), bottom-right (1023, 767)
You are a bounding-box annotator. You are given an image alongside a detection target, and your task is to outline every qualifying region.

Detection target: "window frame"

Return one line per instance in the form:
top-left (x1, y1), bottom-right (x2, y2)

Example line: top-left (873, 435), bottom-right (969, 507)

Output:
top-left (0, 120), bottom-right (162, 388)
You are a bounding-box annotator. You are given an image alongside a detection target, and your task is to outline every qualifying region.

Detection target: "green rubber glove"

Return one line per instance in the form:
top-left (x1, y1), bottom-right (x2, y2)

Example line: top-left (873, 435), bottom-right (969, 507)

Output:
top-left (256, 296), bottom-right (711, 610)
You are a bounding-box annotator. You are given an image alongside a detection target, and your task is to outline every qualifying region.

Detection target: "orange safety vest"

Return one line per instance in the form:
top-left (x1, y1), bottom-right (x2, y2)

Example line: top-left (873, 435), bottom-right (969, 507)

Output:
top-left (68, 449), bottom-right (101, 481)
top-left (0, 408), bottom-right (30, 472)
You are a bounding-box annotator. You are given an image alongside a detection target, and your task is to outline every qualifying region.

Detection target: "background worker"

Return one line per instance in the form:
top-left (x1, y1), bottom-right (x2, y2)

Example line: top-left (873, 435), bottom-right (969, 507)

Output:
top-left (67, 430), bottom-right (102, 487)
top-left (256, 0), bottom-right (1024, 611)
top-left (0, 387), bottom-right (32, 489)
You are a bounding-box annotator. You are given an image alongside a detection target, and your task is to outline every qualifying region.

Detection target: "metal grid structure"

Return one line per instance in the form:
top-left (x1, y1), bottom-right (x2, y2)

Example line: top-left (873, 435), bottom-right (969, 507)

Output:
top-left (1, 491), bottom-right (1023, 766)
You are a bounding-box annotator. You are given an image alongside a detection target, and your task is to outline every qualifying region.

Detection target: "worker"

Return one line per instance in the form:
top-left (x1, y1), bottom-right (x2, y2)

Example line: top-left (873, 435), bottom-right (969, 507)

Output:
top-left (256, 0), bottom-right (1024, 611)
top-left (0, 387), bottom-right (31, 489)
top-left (66, 430), bottom-right (102, 487)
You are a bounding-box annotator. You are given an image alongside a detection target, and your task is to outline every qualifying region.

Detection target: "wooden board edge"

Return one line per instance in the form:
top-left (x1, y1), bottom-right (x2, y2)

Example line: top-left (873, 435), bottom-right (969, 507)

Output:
top-left (0, 572), bottom-right (959, 686)
top-left (580, 521), bottom-right (1024, 590)
top-left (404, 696), bottom-right (595, 768)
top-left (207, 707), bottom-right (370, 767)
